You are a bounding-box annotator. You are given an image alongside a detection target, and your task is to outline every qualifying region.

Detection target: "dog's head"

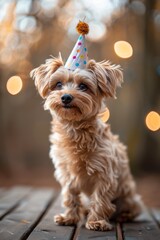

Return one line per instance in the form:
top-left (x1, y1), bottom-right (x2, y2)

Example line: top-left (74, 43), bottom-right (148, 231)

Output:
top-left (30, 55), bottom-right (123, 121)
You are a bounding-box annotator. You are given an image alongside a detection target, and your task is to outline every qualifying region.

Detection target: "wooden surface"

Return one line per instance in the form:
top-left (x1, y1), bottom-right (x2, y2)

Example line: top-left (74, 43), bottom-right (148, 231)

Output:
top-left (0, 187), bottom-right (160, 240)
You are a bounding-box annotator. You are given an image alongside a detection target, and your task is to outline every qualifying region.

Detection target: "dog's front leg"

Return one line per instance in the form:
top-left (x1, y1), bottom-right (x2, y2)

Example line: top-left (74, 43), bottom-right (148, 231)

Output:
top-left (54, 182), bottom-right (83, 226)
top-left (86, 186), bottom-right (116, 231)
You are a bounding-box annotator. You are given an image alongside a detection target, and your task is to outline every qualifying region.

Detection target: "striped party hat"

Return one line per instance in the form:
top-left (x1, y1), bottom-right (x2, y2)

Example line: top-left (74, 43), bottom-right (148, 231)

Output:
top-left (65, 21), bottom-right (89, 71)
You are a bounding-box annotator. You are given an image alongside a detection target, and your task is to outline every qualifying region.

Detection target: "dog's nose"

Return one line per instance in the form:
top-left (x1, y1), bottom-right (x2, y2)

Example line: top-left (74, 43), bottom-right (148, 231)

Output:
top-left (61, 94), bottom-right (73, 104)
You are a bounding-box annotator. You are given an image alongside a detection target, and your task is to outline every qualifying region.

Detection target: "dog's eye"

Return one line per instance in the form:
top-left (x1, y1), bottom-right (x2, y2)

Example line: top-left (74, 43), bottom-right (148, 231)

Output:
top-left (78, 83), bottom-right (88, 91)
top-left (55, 81), bottom-right (63, 90)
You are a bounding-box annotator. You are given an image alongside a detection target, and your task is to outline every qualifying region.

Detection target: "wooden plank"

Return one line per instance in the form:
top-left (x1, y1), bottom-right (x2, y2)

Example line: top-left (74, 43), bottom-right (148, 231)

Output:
top-left (122, 210), bottom-right (160, 240)
top-left (116, 223), bottom-right (123, 240)
top-left (0, 188), bottom-right (6, 198)
top-left (27, 194), bottom-right (76, 240)
top-left (0, 188), bottom-right (56, 240)
top-left (150, 209), bottom-right (160, 227)
top-left (0, 187), bottom-right (31, 220)
top-left (0, 188), bottom-right (5, 194)
top-left (76, 222), bottom-right (117, 240)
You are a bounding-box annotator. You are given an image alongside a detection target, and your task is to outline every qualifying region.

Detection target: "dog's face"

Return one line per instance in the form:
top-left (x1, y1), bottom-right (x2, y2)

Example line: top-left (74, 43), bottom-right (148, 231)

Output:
top-left (30, 55), bottom-right (123, 121)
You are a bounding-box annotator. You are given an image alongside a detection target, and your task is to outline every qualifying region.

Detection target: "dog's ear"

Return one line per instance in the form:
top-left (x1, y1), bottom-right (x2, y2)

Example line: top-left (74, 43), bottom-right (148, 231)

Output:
top-left (30, 54), bottom-right (64, 98)
top-left (87, 60), bottom-right (123, 98)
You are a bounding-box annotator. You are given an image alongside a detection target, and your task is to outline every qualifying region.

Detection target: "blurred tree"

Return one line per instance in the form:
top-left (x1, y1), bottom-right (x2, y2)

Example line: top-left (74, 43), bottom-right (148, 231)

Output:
top-left (139, 0), bottom-right (160, 171)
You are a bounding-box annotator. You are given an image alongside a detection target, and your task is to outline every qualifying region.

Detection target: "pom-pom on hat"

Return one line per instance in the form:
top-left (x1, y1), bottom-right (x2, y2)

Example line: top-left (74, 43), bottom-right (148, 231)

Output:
top-left (65, 21), bottom-right (89, 71)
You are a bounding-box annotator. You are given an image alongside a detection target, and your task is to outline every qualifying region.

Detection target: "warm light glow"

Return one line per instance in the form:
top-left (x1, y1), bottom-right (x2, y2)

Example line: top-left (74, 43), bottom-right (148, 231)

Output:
top-left (99, 108), bottom-right (110, 123)
top-left (6, 76), bottom-right (23, 95)
top-left (145, 111), bottom-right (160, 132)
top-left (114, 41), bottom-right (133, 58)
top-left (87, 22), bottom-right (106, 42)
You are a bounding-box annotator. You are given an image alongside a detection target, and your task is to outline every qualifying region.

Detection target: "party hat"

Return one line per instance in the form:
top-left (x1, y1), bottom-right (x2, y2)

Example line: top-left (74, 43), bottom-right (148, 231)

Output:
top-left (65, 21), bottom-right (89, 71)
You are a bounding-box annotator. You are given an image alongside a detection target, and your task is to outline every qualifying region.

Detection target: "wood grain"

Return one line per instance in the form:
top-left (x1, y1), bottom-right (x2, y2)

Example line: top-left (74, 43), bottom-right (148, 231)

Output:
top-left (0, 188), bottom-right (55, 240)
top-left (27, 194), bottom-right (76, 240)
top-left (150, 209), bottom-right (160, 227)
top-left (116, 223), bottom-right (123, 240)
top-left (0, 187), bottom-right (31, 220)
top-left (0, 188), bottom-right (6, 198)
top-left (122, 210), bottom-right (160, 240)
top-left (1, 187), bottom-right (160, 240)
top-left (75, 222), bottom-right (117, 240)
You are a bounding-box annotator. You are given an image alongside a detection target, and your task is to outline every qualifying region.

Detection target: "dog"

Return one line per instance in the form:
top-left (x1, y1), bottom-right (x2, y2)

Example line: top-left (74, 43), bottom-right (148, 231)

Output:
top-left (30, 54), bottom-right (143, 231)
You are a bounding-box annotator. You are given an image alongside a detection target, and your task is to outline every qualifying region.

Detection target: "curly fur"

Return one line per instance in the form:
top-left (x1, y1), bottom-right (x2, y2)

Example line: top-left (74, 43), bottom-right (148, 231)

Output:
top-left (30, 55), bottom-right (143, 231)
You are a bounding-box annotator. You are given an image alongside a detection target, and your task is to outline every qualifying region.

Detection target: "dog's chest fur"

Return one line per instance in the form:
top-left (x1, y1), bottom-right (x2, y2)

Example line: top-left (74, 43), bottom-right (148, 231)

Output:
top-left (49, 119), bottom-right (122, 195)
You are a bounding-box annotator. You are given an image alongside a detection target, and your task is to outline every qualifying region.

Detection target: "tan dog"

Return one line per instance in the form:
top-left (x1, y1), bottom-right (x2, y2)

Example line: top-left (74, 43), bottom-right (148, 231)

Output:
top-left (30, 55), bottom-right (143, 231)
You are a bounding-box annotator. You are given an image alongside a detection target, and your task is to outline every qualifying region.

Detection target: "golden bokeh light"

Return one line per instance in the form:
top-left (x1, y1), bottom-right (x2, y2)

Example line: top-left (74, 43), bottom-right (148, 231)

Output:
top-left (145, 111), bottom-right (160, 132)
top-left (6, 76), bottom-right (23, 95)
top-left (114, 41), bottom-right (133, 58)
top-left (99, 108), bottom-right (110, 123)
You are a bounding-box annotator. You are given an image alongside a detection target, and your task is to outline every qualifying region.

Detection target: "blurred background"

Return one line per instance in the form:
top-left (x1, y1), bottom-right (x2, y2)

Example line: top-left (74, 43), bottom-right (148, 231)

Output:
top-left (0, 0), bottom-right (160, 207)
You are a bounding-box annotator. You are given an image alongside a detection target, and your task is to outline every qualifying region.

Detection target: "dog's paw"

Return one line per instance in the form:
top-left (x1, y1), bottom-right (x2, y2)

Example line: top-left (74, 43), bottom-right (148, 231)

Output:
top-left (54, 214), bottom-right (79, 226)
top-left (85, 219), bottom-right (113, 231)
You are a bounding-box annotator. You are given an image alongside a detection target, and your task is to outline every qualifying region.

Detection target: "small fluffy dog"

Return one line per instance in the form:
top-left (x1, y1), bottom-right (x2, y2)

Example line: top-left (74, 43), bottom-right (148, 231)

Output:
top-left (30, 55), bottom-right (143, 231)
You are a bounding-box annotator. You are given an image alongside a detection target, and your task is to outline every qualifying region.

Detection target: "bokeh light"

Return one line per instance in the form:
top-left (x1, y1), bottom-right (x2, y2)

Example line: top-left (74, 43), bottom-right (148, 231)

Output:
top-left (154, 12), bottom-right (160, 28)
top-left (114, 41), bottom-right (133, 58)
top-left (80, 0), bottom-right (127, 22)
top-left (145, 111), bottom-right (160, 132)
top-left (15, 16), bottom-right (37, 33)
top-left (99, 108), bottom-right (110, 123)
top-left (130, 0), bottom-right (146, 15)
top-left (6, 76), bottom-right (23, 95)
top-left (87, 21), bottom-right (106, 42)
top-left (40, 0), bottom-right (58, 11)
